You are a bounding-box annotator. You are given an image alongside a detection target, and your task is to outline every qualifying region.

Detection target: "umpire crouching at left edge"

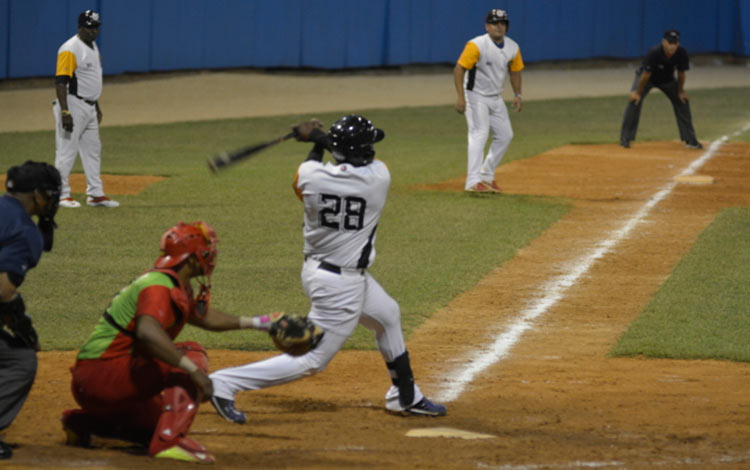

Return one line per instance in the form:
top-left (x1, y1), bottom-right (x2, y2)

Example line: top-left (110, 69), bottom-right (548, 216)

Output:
top-left (0, 161), bottom-right (62, 459)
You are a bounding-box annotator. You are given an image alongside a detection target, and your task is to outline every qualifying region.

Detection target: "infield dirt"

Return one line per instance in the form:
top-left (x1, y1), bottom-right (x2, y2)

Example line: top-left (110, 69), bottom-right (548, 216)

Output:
top-left (2, 67), bottom-right (750, 469)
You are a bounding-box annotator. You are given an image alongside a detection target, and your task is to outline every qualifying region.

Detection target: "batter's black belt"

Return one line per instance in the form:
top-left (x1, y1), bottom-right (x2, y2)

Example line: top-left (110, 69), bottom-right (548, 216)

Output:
top-left (71, 94), bottom-right (97, 106)
top-left (305, 256), bottom-right (365, 275)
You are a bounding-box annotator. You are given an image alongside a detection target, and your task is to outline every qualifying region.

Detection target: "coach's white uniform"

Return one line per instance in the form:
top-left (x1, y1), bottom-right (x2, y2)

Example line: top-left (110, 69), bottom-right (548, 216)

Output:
top-left (458, 34), bottom-right (524, 190)
top-left (210, 158), bottom-right (427, 411)
top-left (53, 34), bottom-right (105, 199)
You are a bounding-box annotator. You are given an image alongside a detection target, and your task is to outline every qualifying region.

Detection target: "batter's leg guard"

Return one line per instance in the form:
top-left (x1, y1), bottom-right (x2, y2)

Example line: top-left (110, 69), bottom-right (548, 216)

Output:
top-left (386, 351), bottom-right (415, 408)
top-left (148, 386), bottom-right (201, 457)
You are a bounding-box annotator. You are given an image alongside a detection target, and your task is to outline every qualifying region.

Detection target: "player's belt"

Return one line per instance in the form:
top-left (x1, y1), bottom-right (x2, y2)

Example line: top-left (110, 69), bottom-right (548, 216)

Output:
top-left (318, 260), bottom-right (342, 274)
top-left (71, 94), bottom-right (97, 106)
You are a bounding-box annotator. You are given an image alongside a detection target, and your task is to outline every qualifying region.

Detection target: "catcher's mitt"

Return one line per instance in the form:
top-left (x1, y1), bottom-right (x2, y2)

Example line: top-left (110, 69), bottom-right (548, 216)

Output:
top-left (268, 314), bottom-right (324, 356)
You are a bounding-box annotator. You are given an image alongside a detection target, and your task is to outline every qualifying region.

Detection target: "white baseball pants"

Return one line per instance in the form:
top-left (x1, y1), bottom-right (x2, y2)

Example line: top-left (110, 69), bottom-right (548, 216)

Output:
top-left (210, 257), bottom-right (424, 408)
top-left (53, 96), bottom-right (104, 198)
top-left (464, 90), bottom-right (513, 190)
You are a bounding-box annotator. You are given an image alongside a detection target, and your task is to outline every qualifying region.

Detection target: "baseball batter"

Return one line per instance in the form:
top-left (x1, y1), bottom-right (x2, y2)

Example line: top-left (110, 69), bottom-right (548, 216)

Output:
top-left (209, 116), bottom-right (447, 423)
top-left (53, 10), bottom-right (118, 208)
top-left (454, 9), bottom-right (524, 193)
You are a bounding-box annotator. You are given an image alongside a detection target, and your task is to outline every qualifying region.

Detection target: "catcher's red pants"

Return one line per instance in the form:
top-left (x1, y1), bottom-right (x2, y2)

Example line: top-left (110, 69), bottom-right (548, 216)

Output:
top-left (66, 341), bottom-right (208, 453)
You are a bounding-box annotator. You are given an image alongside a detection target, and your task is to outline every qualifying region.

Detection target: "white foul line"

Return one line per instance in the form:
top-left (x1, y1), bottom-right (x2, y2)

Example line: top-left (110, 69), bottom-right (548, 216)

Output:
top-left (436, 125), bottom-right (750, 403)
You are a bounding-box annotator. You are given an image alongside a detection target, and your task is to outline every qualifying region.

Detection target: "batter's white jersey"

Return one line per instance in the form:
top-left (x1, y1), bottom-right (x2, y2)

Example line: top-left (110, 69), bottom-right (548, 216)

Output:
top-left (458, 34), bottom-right (523, 96)
top-left (294, 159), bottom-right (390, 269)
top-left (56, 34), bottom-right (102, 101)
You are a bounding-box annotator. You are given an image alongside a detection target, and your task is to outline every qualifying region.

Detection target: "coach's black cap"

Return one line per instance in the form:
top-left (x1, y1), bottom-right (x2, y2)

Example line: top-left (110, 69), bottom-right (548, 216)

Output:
top-left (486, 9), bottom-right (508, 24)
top-left (664, 29), bottom-right (680, 43)
top-left (78, 10), bottom-right (101, 28)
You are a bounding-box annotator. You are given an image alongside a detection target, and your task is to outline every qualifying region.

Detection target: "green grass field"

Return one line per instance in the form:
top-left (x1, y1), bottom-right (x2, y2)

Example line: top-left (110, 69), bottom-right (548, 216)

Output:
top-left (1, 86), bottom-right (749, 355)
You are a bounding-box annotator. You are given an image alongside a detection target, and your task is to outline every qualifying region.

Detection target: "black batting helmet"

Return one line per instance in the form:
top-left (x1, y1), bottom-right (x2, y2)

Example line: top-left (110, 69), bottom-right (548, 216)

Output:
top-left (328, 115), bottom-right (385, 166)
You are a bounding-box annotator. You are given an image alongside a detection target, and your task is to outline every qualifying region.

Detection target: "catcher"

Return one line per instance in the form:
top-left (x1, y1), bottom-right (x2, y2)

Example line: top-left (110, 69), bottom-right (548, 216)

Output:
top-left (209, 116), bottom-right (446, 424)
top-left (61, 221), bottom-right (295, 464)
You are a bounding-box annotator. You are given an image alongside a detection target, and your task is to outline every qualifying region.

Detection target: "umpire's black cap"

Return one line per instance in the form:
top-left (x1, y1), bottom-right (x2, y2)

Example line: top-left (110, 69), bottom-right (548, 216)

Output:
top-left (664, 29), bottom-right (680, 43)
top-left (5, 161), bottom-right (62, 194)
top-left (78, 10), bottom-right (101, 28)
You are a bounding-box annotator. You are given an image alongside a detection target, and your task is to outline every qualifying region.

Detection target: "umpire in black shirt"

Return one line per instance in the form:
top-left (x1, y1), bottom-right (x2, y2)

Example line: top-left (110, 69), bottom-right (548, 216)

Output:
top-left (0, 161), bottom-right (61, 459)
top-left (620, 29), bottom-right (702, 149)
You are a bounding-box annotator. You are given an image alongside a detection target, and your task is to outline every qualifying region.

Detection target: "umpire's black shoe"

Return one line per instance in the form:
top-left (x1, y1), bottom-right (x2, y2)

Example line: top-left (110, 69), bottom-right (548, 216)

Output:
top-left (620, 140), bottom-right (630, 149)
top-left (685, 141), bottom-right (703, 149)
top-left (0, 438), bottom-right (12, 460)
top-left (210, 396), bottom-right (247, 424)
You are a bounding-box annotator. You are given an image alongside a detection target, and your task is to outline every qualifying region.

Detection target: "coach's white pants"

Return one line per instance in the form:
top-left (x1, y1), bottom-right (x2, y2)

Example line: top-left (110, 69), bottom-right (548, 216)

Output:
top-left (53, 96), bottom-right (104, 198)
top-left (210, 258), bottom-right (424, 407)
top-left (464, 90), bottom-right (513, 190)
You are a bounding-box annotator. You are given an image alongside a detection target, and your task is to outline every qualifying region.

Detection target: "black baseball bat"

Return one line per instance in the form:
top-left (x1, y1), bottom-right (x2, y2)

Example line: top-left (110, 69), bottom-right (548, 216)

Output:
top-left (208, 131), bottom-right (296, 173)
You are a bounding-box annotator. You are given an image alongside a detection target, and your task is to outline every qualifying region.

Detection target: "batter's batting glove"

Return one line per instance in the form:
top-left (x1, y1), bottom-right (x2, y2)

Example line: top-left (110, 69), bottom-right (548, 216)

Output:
top-left (268, 313), bottom-right (324, 356)
top-left (292, 119), bottom-right (325, 142)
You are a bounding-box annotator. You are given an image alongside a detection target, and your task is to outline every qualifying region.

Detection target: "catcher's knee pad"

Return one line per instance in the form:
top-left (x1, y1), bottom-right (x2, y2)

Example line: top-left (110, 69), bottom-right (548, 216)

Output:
top-left (149, 386), bottom-right (199, 456)
top-left (175, 341), bottom-right (208, 373)
top-left (386, 350), bottom-right (415, 408)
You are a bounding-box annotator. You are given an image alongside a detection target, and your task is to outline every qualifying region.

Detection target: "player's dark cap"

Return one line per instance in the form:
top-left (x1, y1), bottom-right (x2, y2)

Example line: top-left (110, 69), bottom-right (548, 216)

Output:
top-left (664, 29), bottom-right (680, 43)
top-left (78, 10), bottom-right (101, 29)
top-left (486, 9), bottom-right (508, 24)
top-left (5, 161), bottom-right (62, 194)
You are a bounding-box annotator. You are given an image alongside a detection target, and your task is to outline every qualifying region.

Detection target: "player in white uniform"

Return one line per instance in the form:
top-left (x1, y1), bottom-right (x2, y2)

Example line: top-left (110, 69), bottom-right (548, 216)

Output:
top-left (454, 9), bottom-right (524, 193)
top-left (209, 115), bottom-right (447, 423)
top-left (53, 10), bottom-right (118, 208)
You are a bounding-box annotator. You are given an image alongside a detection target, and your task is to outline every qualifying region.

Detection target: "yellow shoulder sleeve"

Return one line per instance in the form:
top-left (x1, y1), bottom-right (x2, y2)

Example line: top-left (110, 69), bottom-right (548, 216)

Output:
top-left (56, 51), bottom-right (77, 77)
top-left (457, 42), bottom-right (480, 69)
top-left (509, 48), bottom-right (525, 72)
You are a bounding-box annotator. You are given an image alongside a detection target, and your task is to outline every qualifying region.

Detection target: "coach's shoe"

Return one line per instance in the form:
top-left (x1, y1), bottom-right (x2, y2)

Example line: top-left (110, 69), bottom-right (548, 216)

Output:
top-left (87, 195), bottom-right (120, 207)
top-left (211, 395), bottom-right (247, 424)
top-left (403, 397), bottom-right (447, 417)
top-left (465, 182), bottom-right (492, 193)
top-left (486, 180), bottom-right (502, 193)
top-left (685, 141), bottom-right (703, 149)
top-left (59, 197), bottom-right (81, 208)
top-left (154, 437), bottom-right (214, 464)
top-left (61, 409), bottom-right (92, 447)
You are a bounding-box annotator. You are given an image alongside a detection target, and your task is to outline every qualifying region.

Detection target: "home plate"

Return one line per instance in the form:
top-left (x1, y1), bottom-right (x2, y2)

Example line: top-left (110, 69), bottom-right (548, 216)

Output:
top-left (406, 427), bottom-right (496, 440)
top-left (674, 175), bottom-right (714, 184)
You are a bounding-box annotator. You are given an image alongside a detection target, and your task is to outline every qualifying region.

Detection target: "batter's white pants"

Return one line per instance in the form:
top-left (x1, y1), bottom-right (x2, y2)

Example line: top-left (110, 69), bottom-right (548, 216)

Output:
top-left (464, 90), bottom-right (514, 190)
top-left (210, 257), bottom-right (425, 409)
top-left (53, 96), bottom-right (104, 198)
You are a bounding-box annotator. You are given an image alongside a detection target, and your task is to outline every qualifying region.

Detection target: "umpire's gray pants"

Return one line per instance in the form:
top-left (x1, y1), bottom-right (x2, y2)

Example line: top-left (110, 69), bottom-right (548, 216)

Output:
top-left (0, 331), bottom-right (37, 431)
top-left (620, 70), bottom-right (698, 145)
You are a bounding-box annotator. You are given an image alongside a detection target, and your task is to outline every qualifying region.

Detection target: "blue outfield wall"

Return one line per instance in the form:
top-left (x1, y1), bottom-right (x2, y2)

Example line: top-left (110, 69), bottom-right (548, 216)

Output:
top-left (2, 0), bottom-right (749, 79)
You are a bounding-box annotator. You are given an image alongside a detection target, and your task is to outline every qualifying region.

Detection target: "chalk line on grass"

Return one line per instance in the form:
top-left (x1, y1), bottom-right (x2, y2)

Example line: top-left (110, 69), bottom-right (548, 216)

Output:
top-left (435, 125), bottom-right (750, 403)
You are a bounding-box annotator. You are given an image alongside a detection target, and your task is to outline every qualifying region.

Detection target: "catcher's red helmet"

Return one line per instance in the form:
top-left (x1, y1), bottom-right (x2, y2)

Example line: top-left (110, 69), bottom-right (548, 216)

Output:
top-left (154, 221), bottom-right (218, 277)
